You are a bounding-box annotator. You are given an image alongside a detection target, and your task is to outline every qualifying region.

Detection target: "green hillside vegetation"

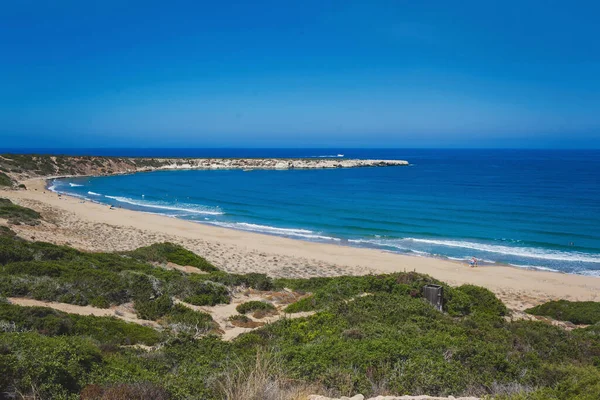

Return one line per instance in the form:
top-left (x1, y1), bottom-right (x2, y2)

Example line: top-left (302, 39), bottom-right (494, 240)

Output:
top-left (0, 172), bottom-right (13, 187)
top-left (128, 242), bottom-right (219, 272)
top-left (0, 153), bottom-right (186, 179)
top-left (526, 300), bottom-right (600, 325)
top-left (0, 223), bottom-right (599, 398)
top-left (0, 302), bottom-right (161, 345)
top-left (0, 198), bottom-right (41, 225)
top-left (236, 300), bottom-right (277, 314)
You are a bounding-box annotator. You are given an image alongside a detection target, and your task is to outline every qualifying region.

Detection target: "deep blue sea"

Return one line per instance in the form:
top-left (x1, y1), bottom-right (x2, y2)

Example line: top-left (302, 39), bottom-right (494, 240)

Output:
top-left (40, 149), bottom-right (600, 276)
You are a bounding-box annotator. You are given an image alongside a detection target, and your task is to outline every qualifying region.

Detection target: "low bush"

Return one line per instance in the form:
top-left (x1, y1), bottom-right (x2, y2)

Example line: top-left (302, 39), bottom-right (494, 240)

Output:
top-left (229, 314), bottom-right (251, 323)
top-left (0, 172), bottom-right (12, 187)
top-left (0, 226), bottom-right (15, 236)
top-left (236, 301), bottom-right (276, 315)
top-left (0, 198), bottom-right (41, 225)
top-left (162, 303), bottom-right (215, 335)
top-left (128, 242), bottom-right (219, 272)
top-left (447, 284), bottom-right (507, 317)
top-left (0, 302), bottom-right (161, 345)
top-left (80, 382), bottom-right (171, 400)
top-left (526, 300), bottom-right (600, 325)
top-left (135, 294), bottom-right (173, 320)
top-left (0, 332), bottom-right (102, 399)
top-left (1, 235), bottom-right (600, 399)
top-left (176, 277), bottom-right (230, 306)
top-left (191, 271), bottom-right (275, 291)
top-left (284, 295), bottom-right (316, 313)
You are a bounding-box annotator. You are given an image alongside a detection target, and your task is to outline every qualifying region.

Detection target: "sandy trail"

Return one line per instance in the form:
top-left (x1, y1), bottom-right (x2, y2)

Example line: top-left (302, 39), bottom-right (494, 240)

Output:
top-left (2, 179), bottom-right (600, 311)
top-left (7, 297), bottom-right (159, 328)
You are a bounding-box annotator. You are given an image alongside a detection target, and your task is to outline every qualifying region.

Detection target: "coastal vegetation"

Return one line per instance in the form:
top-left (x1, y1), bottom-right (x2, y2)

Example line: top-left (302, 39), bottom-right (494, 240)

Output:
top-left (0, 153), bottom-right (408, 184)
top-left (236, 300), bottom-right (277, 315)
top-left (0, 198), bottom-right (41, 225)
top-left (526, 300), bottom-right (600, 325)
top-left (0, 172), bottom-right (13, 187)
top-left (0, 216), bottom-right (599, 398)
top-left (128, 242), bottom-right (219, 272)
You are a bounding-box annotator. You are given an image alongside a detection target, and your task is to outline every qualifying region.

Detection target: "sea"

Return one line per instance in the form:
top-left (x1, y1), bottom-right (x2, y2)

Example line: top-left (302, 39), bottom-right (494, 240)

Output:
top-left (33, 148), bottom-right (600, 276)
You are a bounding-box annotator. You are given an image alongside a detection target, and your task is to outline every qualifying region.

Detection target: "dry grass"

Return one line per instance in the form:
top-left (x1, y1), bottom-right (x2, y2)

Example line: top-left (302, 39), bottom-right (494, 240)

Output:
top-left (216, 351), bottom-right (330, 400)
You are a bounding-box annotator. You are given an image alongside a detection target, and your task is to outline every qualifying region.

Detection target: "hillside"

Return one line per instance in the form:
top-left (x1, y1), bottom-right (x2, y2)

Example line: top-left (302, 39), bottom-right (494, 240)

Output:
top-left (0, 154), bottom-right (408, 183)
top-left (0, 205), bottom-right (599, 399)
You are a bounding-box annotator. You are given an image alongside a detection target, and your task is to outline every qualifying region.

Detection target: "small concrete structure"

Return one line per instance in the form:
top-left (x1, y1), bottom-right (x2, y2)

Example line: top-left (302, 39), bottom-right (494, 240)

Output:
top-left (423, 284), bottom-right (444, 312)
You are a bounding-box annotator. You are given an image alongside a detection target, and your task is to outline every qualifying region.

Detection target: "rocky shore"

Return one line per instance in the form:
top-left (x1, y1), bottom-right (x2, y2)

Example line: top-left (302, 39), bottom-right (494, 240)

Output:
top-left (0, 154), bottom-right (408, 182)
top-left (140, 157), bottom-right (409, 171)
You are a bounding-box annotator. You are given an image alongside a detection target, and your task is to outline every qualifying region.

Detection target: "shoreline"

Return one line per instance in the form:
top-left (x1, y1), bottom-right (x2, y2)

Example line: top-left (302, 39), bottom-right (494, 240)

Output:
top-left (2, 178), bottom-right (599, 311)
top-left (47, 175), bottom-right (593, 278)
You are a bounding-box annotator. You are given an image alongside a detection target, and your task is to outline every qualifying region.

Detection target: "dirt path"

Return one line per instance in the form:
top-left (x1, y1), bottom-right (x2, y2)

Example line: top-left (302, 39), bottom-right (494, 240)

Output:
top-left (7, 297), bottom-right (160, 328)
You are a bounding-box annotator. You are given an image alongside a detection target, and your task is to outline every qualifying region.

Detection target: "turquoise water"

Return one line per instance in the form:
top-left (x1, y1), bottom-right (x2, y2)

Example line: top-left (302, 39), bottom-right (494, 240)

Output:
top-left (50, 149), bottom-right (600, 275)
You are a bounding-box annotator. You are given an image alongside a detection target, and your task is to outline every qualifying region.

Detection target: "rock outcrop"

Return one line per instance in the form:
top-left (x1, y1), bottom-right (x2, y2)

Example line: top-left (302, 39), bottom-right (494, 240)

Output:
top-left (0, 154), bottom-right (408, 181)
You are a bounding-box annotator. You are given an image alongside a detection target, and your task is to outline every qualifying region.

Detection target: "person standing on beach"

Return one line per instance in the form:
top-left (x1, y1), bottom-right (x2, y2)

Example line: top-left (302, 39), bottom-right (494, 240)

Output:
top-left (470, 257), bottom-right (478, 268)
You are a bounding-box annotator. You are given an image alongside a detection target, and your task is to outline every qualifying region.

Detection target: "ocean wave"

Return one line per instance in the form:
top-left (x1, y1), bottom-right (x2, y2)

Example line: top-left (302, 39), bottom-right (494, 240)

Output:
top-left (208, 221), bottom-right (341, 241)
top-left (47, 181), bottom-right (58, 192)
top-left (577, 270), bottom-right (600, 277)
top-left (69, 183), bottom-right (84, 187)
top-left (104, 196), bottom-right (224, 215)
top-left (87, 191), bottom-right (101, 196)
top-left (348, 237), bottom-right (600, 264)
top-left (407, 238), bottom-right (600, 263)
top-left (508, 263), bottom-right (561, 273)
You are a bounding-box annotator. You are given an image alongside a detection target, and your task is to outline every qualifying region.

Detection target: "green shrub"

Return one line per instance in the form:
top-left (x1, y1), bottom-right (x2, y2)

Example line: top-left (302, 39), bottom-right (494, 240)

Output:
top-left (446, 284), bottom-right (507, 317)
top-left (236, 300), bottom-right (276, 314)
top-left (128, 242), bottom-right (218, 272)
top-left (0, 226), bottom-right (15, 237)
top-left (0, 302), bottom-right (161, 345)
top-left (284, 295), bottom-right (316, 313)
top-left (526, 300), bottom-right (600, 325)
top-left (177, 277), bottom-right (230, 306)
top-left (162, 304), bottom-right (215, 335)
top-left (229, 314), bottom-right (251, 323)
top-left (0, 172), bottom-right (12, 187)
top-left (1, 236), bottom-right (600, 399)
top-left (279, 273), bottom-right (445, 315)
top-left (0, 332), bottom-right (102, 399)
top-left (187, 271), bottom-right (275, 291)
top-left (445, 288), bottom-right (472, 316)
top-left (135, 295), bottom-right (173, 320)
top-left (80, 382), bottom-right (170, 400)
top-left (0, 198), bottom-right (41, 225)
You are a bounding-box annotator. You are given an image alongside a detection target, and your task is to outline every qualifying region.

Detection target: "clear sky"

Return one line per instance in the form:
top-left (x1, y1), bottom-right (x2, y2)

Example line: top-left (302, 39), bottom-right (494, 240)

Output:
top-left (1, 0), bottom-right (599, 148)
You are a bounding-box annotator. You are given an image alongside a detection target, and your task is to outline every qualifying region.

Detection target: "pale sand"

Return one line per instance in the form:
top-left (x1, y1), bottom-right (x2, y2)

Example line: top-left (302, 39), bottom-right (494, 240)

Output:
top-left (7, 297), bottom-right (159, 328)
top-left (2, 179), bottom-right (600, 311)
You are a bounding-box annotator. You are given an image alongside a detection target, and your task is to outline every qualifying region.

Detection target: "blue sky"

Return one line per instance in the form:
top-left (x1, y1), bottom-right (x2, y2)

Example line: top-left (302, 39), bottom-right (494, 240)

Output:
top-left (1, 0), bottom-right (599, 148)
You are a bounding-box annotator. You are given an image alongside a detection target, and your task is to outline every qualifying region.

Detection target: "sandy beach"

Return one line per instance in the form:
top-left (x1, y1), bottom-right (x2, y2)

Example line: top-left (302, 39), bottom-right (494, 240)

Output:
top-left (2, 178), bottom-right (600, 311)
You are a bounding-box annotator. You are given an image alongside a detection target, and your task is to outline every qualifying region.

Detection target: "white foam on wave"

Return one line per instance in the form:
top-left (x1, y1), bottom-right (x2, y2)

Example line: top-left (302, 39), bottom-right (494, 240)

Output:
top-left (577, 270), bottom-right (600, 277)
top-left (87, 191), bottom-right (101, 196)
top-left (47, 180), bottom-right (58, 192)
top-left (407, 238), bottom-right (600, 263)
top-left (208, 221), bottom-right (341, 241)
top-left (104, 195), bottom-right (223, 215)
top-left (348, 237), bottom-right (600, 264)
top-left (508, 263), bottom-right (561, 273)
top-left (69, 183), bottom-right (84, 187)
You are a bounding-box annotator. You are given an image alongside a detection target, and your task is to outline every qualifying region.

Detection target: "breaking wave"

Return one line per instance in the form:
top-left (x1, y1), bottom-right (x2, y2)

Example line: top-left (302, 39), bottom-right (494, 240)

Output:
top-left (104, 195), bottom-right (223, 215)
